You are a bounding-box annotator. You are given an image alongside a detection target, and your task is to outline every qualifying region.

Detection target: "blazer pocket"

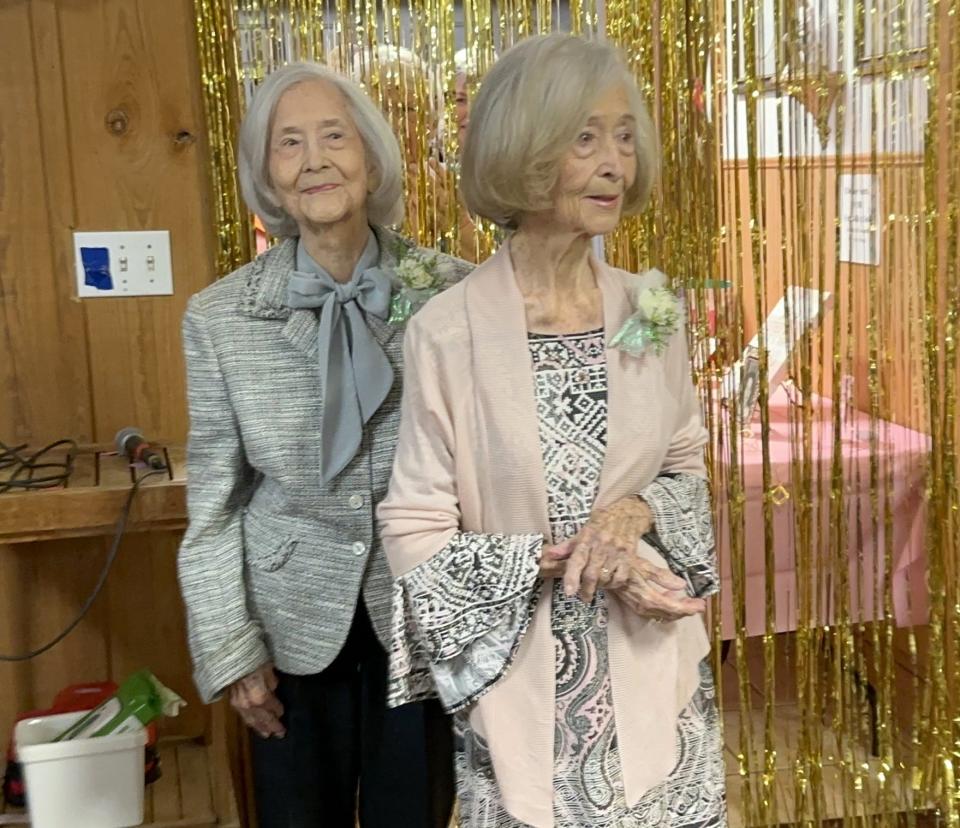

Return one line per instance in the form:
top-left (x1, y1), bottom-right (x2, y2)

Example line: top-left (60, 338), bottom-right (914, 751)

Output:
top-left (243, 509), bottom-right (298, 572)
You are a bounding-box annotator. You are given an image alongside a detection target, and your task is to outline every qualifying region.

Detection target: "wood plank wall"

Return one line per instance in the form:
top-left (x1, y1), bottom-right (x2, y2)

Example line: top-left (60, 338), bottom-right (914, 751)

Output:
top-left (719, 157), bottom-right (928, 429)
top-left (0, 0), bottom-right (217, 752)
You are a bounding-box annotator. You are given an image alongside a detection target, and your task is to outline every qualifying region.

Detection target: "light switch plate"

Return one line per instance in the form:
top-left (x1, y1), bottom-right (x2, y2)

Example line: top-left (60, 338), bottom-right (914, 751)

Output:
top-left (73, 230), bottom-right (173, 297)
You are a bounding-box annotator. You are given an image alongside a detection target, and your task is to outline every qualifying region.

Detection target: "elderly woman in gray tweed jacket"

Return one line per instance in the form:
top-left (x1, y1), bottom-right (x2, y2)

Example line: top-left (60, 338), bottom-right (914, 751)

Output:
top-left (178, 62), bottom-right (471, 828)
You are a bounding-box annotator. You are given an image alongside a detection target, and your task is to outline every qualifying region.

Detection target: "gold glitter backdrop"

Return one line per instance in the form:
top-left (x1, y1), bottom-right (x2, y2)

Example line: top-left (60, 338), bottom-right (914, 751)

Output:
top-left (193, 0), bottom-right (958, 824)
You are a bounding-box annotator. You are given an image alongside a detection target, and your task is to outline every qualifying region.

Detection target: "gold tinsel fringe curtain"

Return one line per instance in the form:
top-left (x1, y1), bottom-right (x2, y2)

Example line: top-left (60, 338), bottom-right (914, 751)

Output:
top-left (193, 1), bottom-right (958, 824)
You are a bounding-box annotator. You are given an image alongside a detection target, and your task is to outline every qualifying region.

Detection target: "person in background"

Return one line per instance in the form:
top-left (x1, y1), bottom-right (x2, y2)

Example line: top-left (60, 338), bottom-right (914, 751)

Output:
top-left (452, 46), bottom-right (483, 261)
top-left (453, 47), bottom-right (474, 146)
top-left (352, 45), bottom-right (450, 243)
top-left (178, 61), bottom-right (471, 828)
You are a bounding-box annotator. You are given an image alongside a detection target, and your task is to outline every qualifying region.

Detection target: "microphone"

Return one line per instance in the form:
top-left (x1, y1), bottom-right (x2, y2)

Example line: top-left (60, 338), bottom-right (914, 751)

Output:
top-left (115, 427), bottom-right (167, 471)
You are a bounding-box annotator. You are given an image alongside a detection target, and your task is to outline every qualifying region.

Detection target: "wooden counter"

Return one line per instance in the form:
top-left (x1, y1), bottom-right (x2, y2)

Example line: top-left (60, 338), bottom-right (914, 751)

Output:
top-left (0, 444), bottom-right (187, 545)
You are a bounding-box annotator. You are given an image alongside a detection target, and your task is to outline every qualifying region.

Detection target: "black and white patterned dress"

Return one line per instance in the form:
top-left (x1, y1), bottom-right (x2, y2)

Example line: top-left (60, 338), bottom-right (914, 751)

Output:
top-left (451, 330), bottom-right (726, 827)
top-left (387, 329), bottom-right (726, 827)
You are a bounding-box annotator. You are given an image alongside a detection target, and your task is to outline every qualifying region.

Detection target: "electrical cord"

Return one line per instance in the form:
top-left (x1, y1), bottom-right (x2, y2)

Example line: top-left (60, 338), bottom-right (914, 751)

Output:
top-left (0, 466), bottom-right (167, 661)
top-left (0, 440), bottom-right (77, 494)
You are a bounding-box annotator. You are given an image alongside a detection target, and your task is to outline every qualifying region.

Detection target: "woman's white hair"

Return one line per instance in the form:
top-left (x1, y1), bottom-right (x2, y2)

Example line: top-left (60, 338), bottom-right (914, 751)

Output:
top-left (238, 62), bottom-right (404, 236)
top-left (461, 34), bottom-right (659, 229)
top-left (351, 44), bottom-right (422, 84)
top-left (454, 47), bottom-right (478, 80)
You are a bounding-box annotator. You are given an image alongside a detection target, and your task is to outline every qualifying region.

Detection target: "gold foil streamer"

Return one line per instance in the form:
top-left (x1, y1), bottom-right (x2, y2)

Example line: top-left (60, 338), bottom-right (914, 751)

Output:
top-left (193, 0), bottom-right (959, 823)
top-left (194, 0), bottom-right (253, 275)
top-left (602, 0), bottom-right (958, 823)
top-left (921, 0), bottom-right (960, 821)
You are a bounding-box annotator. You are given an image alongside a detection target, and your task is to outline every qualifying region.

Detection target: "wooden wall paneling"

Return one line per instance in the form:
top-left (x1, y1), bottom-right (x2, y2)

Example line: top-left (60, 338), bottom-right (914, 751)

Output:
top-left (0, 0), bottom-right (92, 444)
top-left (50, 0), bottom-right (218, 739)
top-left (0, 0), bottom-right (221, 772)
top-left (874, 161), bottom-right (927, 429)
top-left (720, 158), bottom-right (927, 429)
top-left (56, 0), bottom-right (217, 444)
top-left (0, 539), bottom-right (112, 753)
top-left (105, 530), bottom-right (205, 739)
top-left (210, 701), bottom-right (247, 827)
top-left (0, 0), bottom-right (99, 760)
top-left (19, 538), bottom-right (112, 720)
top-left (151, 738), bottom-right (183, 822)
top-left (0, 548), bottom-right (33, 758)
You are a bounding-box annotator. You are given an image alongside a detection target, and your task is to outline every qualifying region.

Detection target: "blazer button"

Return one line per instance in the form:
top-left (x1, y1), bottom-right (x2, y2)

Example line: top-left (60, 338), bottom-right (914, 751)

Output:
top-left (352, 541), bottom-right (367, 556)
top-left (349, 494), bottom-right (365, 510)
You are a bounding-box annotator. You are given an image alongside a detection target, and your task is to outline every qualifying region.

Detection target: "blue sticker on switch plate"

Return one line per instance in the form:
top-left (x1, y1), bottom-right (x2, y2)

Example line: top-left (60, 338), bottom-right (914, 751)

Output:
top-left (80, 247), bottom-right (113, 290)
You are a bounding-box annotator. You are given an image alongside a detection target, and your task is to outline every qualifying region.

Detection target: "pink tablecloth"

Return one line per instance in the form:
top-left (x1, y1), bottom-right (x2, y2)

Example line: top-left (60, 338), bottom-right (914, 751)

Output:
top-left (714, 387), bottom-right (929, 639)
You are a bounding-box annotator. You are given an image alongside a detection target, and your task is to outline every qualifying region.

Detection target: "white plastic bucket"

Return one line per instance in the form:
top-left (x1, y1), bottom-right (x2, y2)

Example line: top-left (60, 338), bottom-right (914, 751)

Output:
top-left (14, 710), bottom-right (146, 828)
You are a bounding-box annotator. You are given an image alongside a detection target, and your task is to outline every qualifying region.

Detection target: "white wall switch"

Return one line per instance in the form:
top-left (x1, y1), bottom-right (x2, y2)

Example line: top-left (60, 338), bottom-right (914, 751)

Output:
top-left (73, 230), bottom-right (174, 298)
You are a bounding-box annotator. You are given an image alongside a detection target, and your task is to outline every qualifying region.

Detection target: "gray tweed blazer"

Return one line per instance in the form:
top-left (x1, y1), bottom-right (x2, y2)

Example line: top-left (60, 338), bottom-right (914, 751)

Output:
top-left (178, 226), bottom-right (473, 703)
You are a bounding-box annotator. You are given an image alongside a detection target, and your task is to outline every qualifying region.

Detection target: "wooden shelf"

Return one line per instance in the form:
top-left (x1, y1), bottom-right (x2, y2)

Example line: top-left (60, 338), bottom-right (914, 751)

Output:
top-left (143, 738), bottom-right (239, 828)
top-left (0, 737), bottom-right (239, 827)
top-left (0, 444), bottom-right (187, 545)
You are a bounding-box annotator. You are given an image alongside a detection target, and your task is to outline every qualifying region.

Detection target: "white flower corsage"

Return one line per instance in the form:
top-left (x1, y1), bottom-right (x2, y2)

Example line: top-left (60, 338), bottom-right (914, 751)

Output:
top-left (609, 286), bottom-right (682, 357)
top-left (389, 245), bottom-right (446, 324)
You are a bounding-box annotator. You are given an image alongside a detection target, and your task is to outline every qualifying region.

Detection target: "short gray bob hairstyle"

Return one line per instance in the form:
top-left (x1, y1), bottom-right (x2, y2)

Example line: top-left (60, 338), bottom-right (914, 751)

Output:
top-left (238, 62), bottom-right (404, 236)
top-left (461, 34), bottom-right (659, 229)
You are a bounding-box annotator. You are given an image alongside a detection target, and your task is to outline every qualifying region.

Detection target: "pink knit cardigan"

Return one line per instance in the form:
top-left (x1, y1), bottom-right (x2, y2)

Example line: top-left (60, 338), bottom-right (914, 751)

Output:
top-left (379, 244), bottom-right (711, 827)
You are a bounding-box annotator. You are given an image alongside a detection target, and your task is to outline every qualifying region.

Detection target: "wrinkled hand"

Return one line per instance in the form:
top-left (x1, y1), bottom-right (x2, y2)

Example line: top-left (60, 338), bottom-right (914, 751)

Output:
top-left (539, 546), bottom-right (569, 579)
top-left (229, 662), bottom-right (285, 739)
top-left (612, 558), bottom-right (707, 621)
top-left (543, 496), bottom-right (706, 621)
top-left (552, 496), bottom-right (655, 603)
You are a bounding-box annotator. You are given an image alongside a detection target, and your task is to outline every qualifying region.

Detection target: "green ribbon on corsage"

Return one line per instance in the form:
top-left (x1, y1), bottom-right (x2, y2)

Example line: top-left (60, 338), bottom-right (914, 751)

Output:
top-left (609, 287), bottom-right (682, 357)
top-left (388, 246), bottom-right (446, 325)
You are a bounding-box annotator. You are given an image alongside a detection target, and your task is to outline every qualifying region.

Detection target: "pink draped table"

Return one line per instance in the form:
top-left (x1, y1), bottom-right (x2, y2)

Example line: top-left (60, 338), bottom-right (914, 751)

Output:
top-left (712, 387), bottom-right (930, 639)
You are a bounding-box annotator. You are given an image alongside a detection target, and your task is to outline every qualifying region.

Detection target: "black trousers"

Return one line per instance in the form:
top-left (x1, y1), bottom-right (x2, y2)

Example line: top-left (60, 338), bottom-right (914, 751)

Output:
top-left (249, 603), bottom-right (454, 828)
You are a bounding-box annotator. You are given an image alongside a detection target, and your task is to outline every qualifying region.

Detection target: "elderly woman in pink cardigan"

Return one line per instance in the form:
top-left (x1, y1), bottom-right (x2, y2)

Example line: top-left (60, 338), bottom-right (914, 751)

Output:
top-left (378, 34), bottom-right (726, 828)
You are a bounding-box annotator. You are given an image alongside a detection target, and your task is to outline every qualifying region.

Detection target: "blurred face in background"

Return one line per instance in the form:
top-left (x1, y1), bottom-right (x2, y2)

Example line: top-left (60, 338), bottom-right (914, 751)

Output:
top-left (380, 63), bottom-right (429, 165)
top-left (454, 72), bottom-right (470, 146)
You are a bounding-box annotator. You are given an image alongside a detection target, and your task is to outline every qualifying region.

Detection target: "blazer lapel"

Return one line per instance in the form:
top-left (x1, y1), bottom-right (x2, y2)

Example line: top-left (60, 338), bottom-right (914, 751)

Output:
top-left (282, 309), bottom-right (322, 359)
top-left (243, 237), bottom-right (297, 319)
top-left (464, 246), bottom-right (553, 537)
top-left (595, 261), bottom-right (676, 506)
top-left (237, 237), bottom-right (321, 360)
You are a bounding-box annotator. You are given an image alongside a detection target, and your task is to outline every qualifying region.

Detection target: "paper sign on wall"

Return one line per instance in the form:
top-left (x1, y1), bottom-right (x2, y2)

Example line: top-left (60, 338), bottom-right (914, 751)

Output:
top-left (839, 173), bottom-right (881, 266)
